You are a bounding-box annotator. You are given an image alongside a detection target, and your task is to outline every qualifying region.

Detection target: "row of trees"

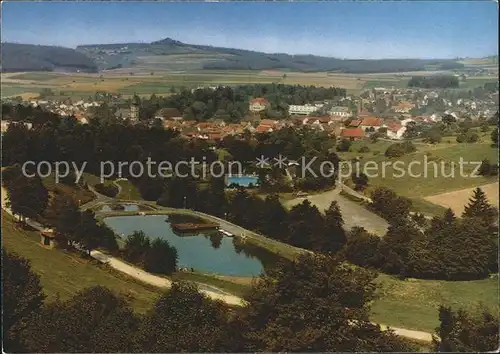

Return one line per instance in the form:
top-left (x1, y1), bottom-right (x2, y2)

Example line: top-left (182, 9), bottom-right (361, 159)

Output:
top-left (345, 187), bottom-right (498, 280)
top-left (408, 75), bottom-right (460, 89)
top-left (4, 250), bottom-right (498, 352)
top-left (130, 84), bottom-right (345, 122)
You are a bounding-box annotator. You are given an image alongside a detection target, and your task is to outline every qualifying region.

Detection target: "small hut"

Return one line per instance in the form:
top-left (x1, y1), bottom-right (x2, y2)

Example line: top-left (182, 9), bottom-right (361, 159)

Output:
top-left (40, 228), bottom-right (57, 249)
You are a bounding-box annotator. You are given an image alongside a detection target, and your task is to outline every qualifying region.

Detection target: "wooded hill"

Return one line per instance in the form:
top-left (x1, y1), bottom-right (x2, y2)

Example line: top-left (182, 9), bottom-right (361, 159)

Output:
top-left (77, 37), bottom-right (465, 73)
top-left (1, 43), bottom-right (98, 73)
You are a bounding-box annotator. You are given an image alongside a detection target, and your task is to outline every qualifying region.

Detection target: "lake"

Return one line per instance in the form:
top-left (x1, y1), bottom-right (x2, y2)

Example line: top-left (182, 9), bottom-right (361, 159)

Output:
top-left (227, 175), bottom-right (259, 187)
top-left (103, 214), bottom-right (279, 276)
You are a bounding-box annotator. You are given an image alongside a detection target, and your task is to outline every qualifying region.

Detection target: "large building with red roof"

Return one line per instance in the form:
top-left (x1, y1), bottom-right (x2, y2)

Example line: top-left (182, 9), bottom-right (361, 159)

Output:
top-left (249, 98), bottom-right (270, 112)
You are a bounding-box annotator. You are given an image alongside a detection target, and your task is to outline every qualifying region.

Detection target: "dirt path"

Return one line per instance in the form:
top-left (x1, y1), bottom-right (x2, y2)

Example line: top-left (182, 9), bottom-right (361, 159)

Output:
top-left (283, 188), bottom-right (389, 236)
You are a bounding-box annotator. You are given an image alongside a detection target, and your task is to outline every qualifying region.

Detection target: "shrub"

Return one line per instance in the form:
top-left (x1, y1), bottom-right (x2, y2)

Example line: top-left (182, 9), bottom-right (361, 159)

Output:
top-left (94, 183), bottom-right (119, 197)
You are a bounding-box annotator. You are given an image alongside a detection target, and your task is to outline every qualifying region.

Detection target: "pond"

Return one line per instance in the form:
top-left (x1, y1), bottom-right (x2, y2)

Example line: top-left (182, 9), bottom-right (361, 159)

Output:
top-left (103, 214), bottom-right (280, 276)
top-left (227, 175), bottom-right (259, 187)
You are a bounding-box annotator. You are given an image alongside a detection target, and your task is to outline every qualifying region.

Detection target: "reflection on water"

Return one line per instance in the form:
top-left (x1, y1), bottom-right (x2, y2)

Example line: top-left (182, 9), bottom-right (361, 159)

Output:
top-left (103, 214), bottom-right (281, 276)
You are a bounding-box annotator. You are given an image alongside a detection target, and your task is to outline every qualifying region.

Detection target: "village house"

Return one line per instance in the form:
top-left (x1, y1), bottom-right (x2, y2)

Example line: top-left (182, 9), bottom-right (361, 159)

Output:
top-left (386, 121), bottom-right (406, 140)
top-left (393, 101), bottom-right (415, 113)
top-left (359, 116), bottom-right (384, 132)
top-left (288, 103), bottom-right (323, 115)
top-left (328, 106), bottom-right (352, 120)
top-left (339, 128), bottom-right (365, 140)
top-left (155, 108), bottom-right (183, 121)
top-left (249, 98), bottom-right (270, 113)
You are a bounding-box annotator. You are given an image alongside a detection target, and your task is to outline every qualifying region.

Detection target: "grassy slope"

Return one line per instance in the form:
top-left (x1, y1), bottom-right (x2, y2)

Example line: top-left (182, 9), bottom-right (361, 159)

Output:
top-left (372, 273), bottom-right (499, 333)
top-left (2, 213), bottom-right (161, 313)
top-left (339, 138), bottom-right (499, 215)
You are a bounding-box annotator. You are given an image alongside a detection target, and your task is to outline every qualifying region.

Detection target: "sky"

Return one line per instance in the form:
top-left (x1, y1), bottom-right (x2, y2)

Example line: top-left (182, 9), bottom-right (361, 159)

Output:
top-left (1, 1), bottom-right (498, 59)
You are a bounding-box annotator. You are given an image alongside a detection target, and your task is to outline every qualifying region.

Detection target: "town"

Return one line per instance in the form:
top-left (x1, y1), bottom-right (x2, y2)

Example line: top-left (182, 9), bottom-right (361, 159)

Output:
top-left (1, 1), bottom-right (499, 353)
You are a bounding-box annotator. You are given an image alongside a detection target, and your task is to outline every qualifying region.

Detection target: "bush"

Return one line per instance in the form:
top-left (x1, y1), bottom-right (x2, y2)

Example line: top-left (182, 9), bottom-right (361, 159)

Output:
top-left (337, 139), bottom-right (352, 152)
top-left (94, 183), bottom-right (119, 197)
top-left (384, 141), bottom-right (416, 158)
top-left (358, 146), bottom-right (371, 153)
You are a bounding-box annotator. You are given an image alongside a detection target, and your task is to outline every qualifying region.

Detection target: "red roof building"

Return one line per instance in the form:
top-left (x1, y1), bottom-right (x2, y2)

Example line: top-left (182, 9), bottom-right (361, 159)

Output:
top-left (360, 117), bottom-right (384, 128)
top-left (249, 98), bottom-right (270, 112)
top-left (340, 128), bottom-right (365, 140)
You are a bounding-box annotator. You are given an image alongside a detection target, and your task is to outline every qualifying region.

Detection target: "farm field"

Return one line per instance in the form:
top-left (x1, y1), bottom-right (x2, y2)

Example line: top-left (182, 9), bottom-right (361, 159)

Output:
top-left (1, 69), bottom-right (414, 98)
top-left (424, 182), bottom-right (499, 215)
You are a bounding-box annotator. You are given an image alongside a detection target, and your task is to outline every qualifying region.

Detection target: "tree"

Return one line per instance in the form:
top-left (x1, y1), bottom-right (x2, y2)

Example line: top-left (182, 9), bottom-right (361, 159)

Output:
top-left (491, 127), bottom-right (498, 146)
top-left (3, 250), bottom-right (46, 352)
top-left (287, 200), bottom-right (325, 250)
top-left (477, 158), bottom-right (492, 176)
top-left (134, 282), bottom-right (235, 352)
top-left (352, 171), bottom-right (369, 191)
top-left (433, 306), bottom-right (499, 352)
top-left (21, 286), bottom-right (139, 352)
top-left (337, 139), bottom-right (352, 152)
top-left (123, 231), bottom-right (151, 264)
top-left (378, 220), bottom-right (422, 276)
top-left (260, 194), bottom-right (289, 241)
top-left (6, 173), bottom-right (49, 221)
top-left (237, 254), bottom-right (411, 352)
top-left (462, 187), bottom-right (498, 228)
top-left (321, 201), bottom-right (347, 253)
top-left (50, 194), bottom-right (81, 246)
top-left (144, 238), bottom-right (178, 275)
top-left (370, 187), bottom-right (412, 222)
top-left (342, 227), bottom-right (381, 268)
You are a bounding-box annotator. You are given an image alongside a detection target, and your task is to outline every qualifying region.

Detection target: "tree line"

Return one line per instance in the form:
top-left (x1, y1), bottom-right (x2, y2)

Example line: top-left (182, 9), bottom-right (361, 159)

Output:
top-left (408, 75), bottom-right (460, 89)
top-left (131, 84), bottom-right (346, 122)
top-left (344, 186), bottom-right (498, 280)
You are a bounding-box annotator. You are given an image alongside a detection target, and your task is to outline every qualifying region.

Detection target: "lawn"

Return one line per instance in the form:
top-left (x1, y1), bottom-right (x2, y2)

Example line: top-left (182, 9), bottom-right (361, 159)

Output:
top-left (372, 273), bottom-right (499, 333)
top-left (2, 213), bottom-right (162, 313)
top-left (172, 271), bottom-right (252, 298)
top-left (116, 179), bottom-right (143, 200)
top-left (344, 142), bottom-right (499, 215)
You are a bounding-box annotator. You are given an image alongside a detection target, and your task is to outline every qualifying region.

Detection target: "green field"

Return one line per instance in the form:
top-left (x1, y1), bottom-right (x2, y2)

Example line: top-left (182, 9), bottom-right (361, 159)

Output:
top-left (116, 179), bottom-right (143, 200)
top-left (340, 139), bottom-right (499, 215)
top-left (2, 214), bottom-right (162, 313)
top-left (372, 273), bottom-right (499, 332)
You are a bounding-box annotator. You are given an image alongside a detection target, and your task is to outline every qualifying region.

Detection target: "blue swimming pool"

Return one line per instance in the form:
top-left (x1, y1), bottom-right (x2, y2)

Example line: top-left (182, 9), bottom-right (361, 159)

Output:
top-left (227, 175), bottom-right (259, 187)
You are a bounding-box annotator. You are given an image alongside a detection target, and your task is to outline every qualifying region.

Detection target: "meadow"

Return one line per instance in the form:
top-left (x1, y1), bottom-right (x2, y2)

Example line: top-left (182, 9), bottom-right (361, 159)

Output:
top-left (2, 213), bottom-right (162, 313)
top-left (339, 135), bottom-right (499, 215)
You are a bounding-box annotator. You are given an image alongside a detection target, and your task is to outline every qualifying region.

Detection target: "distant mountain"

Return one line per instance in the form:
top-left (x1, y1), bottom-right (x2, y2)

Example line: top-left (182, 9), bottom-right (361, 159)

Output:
top-left (76, 37), bottom-right (465, 73)
top-left (1, 43), bottom-right (98, 73)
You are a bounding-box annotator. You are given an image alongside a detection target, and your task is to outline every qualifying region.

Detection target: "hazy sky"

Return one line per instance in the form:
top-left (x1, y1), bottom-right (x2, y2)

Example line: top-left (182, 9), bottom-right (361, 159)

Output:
top-left (1, 1), bottom-right (498, 59)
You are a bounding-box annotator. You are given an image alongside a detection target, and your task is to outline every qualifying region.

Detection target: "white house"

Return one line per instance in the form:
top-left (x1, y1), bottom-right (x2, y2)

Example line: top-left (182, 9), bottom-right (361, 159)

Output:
top-left (328, 106), bottom-right (352, 120)
top-left (288, 104), bottom-right (322, 115)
